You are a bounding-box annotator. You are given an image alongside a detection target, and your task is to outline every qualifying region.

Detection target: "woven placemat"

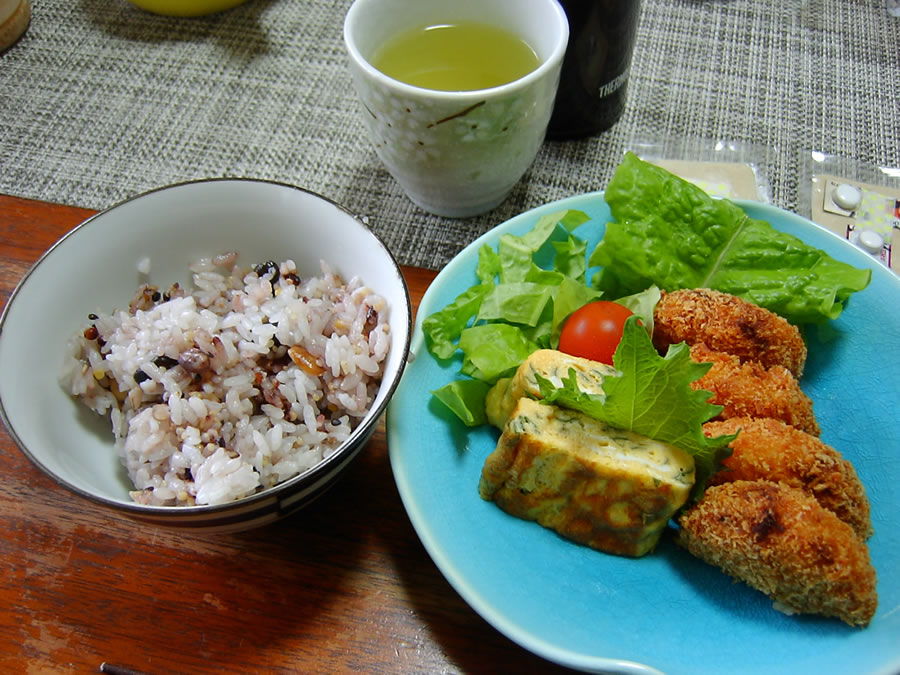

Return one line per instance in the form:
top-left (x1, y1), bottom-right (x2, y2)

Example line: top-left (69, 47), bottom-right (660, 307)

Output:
top-left (1, 0), bottom-right (898, 270)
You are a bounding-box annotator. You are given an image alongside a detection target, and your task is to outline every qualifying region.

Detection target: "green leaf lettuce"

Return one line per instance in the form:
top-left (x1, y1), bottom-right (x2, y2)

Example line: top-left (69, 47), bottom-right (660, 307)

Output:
top-left (590, 152), bottom-right (871, 324)
top-left (423, 209), bottom-right (591, 369)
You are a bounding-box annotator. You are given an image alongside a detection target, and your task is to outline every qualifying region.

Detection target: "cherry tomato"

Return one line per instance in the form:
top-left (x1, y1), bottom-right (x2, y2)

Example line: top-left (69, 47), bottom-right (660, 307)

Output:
top-left (558, 301), bottom-right (634, 365)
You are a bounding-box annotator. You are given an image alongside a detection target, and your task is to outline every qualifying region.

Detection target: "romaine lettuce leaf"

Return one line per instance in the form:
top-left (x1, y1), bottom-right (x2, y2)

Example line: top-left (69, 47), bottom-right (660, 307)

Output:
top-left (613, 285), bottom-right (661, 335)
top-left (459, 324), bottom-right (540, 382)
top-left (475, 282), bottom-right (555, 326)
top-left (551, 232), bottom-right (589, 282)
top-left (476, 244), bottom-right (502, 284)
top-left (536, 316), bottom-right (734, 499)
top-left (430, 379), bottom-right (493, 427)
top-left (422, 284), bottom-right (492, 360)
top-left (423, 209), bottom-right (591, 367)
top-left (590, 152), bottom-right (871, 324)
top-left (498, 209), bottom-right (586, 283)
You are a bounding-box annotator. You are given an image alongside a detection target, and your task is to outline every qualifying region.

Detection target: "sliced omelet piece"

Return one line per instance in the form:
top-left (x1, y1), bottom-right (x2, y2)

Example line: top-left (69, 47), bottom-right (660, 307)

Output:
top-left (480, 397), bottom-right (695, 557)
top-left (485, 349), bottom-right (616, 429)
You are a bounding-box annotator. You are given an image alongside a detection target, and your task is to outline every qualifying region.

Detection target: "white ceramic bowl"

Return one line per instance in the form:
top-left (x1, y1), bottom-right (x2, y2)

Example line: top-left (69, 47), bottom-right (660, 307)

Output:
top-left (0, 179), bottom-right (411, 532)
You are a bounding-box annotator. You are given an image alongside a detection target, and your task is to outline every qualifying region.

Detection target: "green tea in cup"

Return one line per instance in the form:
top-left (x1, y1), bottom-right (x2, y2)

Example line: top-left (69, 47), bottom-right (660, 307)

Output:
top-left (344, 0), bottom-right (569, 217)
top-left (371, 21), bottom-right (541, 91)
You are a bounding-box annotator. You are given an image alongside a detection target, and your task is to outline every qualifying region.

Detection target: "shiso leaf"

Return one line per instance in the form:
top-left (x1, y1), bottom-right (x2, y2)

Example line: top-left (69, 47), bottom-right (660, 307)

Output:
top-left (536, 316), bottom-right (734, 500)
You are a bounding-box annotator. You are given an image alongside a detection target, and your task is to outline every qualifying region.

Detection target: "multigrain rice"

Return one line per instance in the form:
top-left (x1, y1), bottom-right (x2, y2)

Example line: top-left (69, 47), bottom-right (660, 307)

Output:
top-left (61, 253), bottom-right (391, 506)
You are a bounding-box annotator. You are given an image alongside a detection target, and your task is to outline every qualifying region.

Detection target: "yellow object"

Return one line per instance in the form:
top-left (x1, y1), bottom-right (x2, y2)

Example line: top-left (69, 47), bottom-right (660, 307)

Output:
top-left (485, 349), bottom-right (616, 429)
top-left (479, 398), bottom-right (695, 557)
top-left (0, 0), bottom-right (30, 52)
top-left (125, 0), bottom-right (250, 17)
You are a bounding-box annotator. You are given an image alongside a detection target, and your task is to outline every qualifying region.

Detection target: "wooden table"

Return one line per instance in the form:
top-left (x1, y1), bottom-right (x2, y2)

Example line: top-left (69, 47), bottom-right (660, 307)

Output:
top-left (0, 195), bottom-right (576, 674)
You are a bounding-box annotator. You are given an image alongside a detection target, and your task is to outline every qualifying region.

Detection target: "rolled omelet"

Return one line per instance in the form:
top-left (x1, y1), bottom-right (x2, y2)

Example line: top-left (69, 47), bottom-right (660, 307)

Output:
top-left (480, 397), bottom-right (695, 557)
top-left (485, 349), bottom-right (616, 429)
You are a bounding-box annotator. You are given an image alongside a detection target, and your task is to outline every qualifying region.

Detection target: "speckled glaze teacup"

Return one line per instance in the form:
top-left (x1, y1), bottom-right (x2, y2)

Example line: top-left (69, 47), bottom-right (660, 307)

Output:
top-left (344, 0), bottom-right (568, 218)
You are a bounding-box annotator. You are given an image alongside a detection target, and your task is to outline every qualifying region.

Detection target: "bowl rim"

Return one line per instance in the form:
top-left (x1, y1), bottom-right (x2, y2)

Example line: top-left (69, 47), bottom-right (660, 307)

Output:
top-left (124, 0), bottom-right (249, 18)
top-left (0, 177), bottom-right (412, 519)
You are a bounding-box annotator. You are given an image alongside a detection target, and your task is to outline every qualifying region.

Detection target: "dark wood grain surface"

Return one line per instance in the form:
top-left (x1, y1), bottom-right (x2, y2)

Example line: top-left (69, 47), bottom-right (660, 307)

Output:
top-left (0, 194), bottom-right (577, 674)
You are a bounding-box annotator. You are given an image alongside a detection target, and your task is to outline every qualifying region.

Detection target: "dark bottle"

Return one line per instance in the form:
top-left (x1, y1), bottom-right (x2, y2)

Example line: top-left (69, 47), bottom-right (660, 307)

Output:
top-left (547, 0), bottom-right (642, 140)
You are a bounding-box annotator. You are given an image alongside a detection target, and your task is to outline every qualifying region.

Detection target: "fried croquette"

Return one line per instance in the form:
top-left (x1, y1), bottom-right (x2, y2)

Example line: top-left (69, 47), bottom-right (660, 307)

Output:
top-left (653, 288), bottom-right (807, 377)
top-left (690, 343), bottom-right (820, 435)
top-left (705, 417), bottom-right (872, 540)
top-left (677, 480), bottom-right (877, 627)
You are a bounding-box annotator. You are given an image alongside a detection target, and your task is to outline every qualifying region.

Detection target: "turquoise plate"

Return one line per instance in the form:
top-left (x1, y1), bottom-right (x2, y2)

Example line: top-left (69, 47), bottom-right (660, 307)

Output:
top-left (386, 193), bottom-right (900, 675)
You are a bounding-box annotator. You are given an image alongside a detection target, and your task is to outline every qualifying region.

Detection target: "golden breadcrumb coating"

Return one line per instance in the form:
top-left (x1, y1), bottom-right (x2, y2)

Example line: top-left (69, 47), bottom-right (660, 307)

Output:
top-left (653, 288), bottom-right (807, 377)
top-left (705, 417), bottom-right (872, 540)
top-left (690, 343), bottom-right (820, 435)
top-left (678, 480), bottom-right (877, 627)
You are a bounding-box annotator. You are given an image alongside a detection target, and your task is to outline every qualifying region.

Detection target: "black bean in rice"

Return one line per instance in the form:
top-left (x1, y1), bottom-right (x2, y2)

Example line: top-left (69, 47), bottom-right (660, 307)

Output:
top-left (61, 254), bottom-right (391, 507)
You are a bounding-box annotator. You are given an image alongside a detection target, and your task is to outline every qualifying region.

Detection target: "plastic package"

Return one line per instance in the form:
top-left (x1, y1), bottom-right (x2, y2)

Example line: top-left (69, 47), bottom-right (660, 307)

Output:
top-left (625, 136), bottom-right (773, 203)
top-left (797, 150), bottom-right (900, 274)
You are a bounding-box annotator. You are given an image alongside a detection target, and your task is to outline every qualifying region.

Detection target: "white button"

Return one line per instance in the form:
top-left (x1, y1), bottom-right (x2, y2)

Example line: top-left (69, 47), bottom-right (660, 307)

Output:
top-left (832, 183), bottom-right (863, 211)
top-left (857, 229), bottom-right (884, 254)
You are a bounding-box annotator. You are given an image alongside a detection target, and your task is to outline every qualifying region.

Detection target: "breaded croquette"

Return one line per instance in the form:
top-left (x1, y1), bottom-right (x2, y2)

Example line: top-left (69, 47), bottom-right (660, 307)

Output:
top-left (705, 417), bottom-right (872, 540)
top-left (653, 288), bottom-right (807, 377)
top-left (678, 480), bottom-right (878, 627)
top-left (690, 343), bottom-right (820, 435)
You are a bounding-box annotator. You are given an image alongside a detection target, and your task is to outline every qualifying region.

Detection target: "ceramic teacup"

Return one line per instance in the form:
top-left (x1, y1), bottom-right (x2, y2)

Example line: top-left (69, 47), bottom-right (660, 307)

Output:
top-left (343, 0), bottom-right (569, 218)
